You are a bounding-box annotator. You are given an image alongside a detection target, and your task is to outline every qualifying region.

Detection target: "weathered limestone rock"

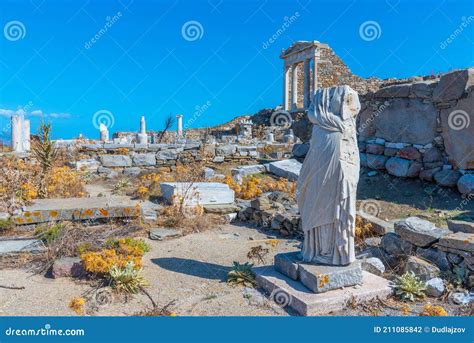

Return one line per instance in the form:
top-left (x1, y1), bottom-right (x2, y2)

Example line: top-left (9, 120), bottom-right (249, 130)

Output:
top-left (438, 232), bottom-right (474, 253)
top-left (432, 68), bottom-right (474, 102)
top-left (383, 147), bottom-right (399, 157)
top-left (149, 228), bottom-right (181, 240)
top-left (398, 147), bottom-right (421, 160)
top-left (366, 143), bottom-right (384, 155)
top-left (75, 159), bottom-right (100, 172)
top-left (419, 167), bottom-right (441, 182)
top-left (215, 145), bottom-right (236, 156)
top-left (274, 252), bottom-right (300, 280)
top-left (357, 211), bottom-right (394, 235)
top-left (100, 155), bottom-right (132, 167)
top-left (375, 83), bottom-right (411, 98)
top-left (403, 256), bottom-right (440, 281)
top-left (411, 80), bottom-right (436, 98)
top-left (156, 150), bottom-right (178, 160)
top-left (433, 170), bottom-right (461, 187)
top-left (52, 257), bottom-right (84, 278)
top-left (267, 159), bottom-right (302, 181)
top-left (298, 262), bottom-right (363, 293)
top-left (160, 182), bottom-right (234, 206)
top-left (416, 247), bottom-right (451, 271)
top-left (423, 147), bottom-right (443, 163)
top-left (440, 90), bottom-right (474, 169)
top-left (407, 162), bottom-right (422, 178)
top-left (361, 257), bottom-right (385, 276)
top-left (203, 204), bottom-right (240, 214)
top-left (394, 217), bottom-right (451, 247)
top-left (231, 165), bottom-right (266, 179)
top-left (374, 98), bottom-right (437, 145)
top-left (123, 167), bottom-right (142, 176)
top-left (250, 196), bottom-right (272, 211)
top-left (457, 174), bottom-right (474, 195)
top-left (0, 239), bottom-right (45, 255)
top-left (386, 157), bottom-right (411, 177)
top-left (380, 232), bottom-right (414, 256)
top-left (13, 196), bottom-right (140, 225)
top-left (447, 219), bottom-right (474, 234)
top-left (425, 277), bottom-right (444, 297)
top-left (132, 153), bottom-right (156, 166)
top-left (365, 154), bottom-right (388, 170)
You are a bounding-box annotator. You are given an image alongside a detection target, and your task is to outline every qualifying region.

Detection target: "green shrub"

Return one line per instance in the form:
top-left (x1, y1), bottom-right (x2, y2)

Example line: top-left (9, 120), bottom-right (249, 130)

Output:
top-left (35, 223), bottom-right (63, 244)
top-left (391, 272), bottom-right (427, 302)
top-left (109, 261), bottom-right (148, 293)
top-left (227, 262), bottom-right (256, 287)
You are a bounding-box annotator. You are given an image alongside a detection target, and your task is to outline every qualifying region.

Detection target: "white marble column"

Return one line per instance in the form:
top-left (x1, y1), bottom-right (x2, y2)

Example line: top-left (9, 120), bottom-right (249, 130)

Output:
top-left (176, 114), bottom-right (183, 138)
top-left (22, 119), bottom-right (30, 152)
top-left (11, 115), bottom-right (23, 152)
top-left (283, 65), bottom-right (290, 111)
top-left (312, 57), bottom-right (318, 94)
top-left (303, 59), bottom-right (311, 108)
top-left (291, 63), bottom-right (298, 110)
top-left (99, 123), bottom-right (109, 142)
top-left (136, 115), bottom-right (148, 144)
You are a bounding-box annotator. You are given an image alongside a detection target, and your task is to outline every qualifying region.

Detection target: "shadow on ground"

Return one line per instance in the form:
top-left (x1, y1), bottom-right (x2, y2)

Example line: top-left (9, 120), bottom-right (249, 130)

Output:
top-left (151, 257), bottom-right (231, 282)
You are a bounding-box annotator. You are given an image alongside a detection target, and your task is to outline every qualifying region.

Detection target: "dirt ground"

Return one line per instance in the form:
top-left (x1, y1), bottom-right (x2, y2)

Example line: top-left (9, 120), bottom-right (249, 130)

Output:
top-left (0, 223), bottom-right (297, 316)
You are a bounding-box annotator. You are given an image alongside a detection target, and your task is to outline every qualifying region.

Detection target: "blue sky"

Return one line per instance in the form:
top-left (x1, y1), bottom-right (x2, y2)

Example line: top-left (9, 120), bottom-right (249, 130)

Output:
top-left (0, 0), bottom-right (473, 140)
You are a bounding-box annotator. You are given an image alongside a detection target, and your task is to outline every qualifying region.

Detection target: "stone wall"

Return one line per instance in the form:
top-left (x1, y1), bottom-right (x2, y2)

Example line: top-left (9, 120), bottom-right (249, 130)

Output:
top-left (75, 142), bottom-right (260, 177)
top-left (292, 68), bottom-right (474, 194)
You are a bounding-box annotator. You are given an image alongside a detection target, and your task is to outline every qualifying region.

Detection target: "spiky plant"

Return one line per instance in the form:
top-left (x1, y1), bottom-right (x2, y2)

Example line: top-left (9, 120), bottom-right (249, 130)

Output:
top-left (390, 272), bottom-right (427, 302)
top-left (31, 121), bottom-right (58, 198)
top-left (109, 261), bottom-right (148, 294)
top-left (227, 261), bottom-right (256, 287)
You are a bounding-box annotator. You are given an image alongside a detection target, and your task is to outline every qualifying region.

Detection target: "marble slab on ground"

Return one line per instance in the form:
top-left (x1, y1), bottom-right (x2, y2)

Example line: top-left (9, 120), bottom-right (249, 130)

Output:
top-left (267, 159), bottom-right (302, 181)
top-left (160, 182), bottom-right (235, 206)
top-left (256, 267), bottom-right (391, 316)
top-left (0, 239), bottom-right (45, 255)
top-left (13, 196), bottom-right (140, 225)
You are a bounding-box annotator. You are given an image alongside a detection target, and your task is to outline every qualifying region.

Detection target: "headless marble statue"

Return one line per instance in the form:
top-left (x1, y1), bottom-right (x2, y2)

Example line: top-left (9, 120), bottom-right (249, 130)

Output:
top-left (296, 85), bottom-right (361, 266)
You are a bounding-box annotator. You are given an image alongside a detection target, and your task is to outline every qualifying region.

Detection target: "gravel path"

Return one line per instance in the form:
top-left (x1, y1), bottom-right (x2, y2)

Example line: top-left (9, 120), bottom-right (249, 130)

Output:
top-left (0, 223), bottom-right (298, 316)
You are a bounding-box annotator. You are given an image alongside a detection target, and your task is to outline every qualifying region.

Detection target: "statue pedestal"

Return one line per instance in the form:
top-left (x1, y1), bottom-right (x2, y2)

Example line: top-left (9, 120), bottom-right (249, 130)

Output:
top-left (255, 251), bottom-right (391, 315)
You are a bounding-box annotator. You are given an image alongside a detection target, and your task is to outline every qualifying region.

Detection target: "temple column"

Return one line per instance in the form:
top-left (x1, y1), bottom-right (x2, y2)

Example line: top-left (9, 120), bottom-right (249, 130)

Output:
top-left (303, 59), bottom-right (311, 108)
top-left (312, 57), bottom-right (318, 94)
top-left (137, 115), bottom-right (148, 144)
top-left (11, 115), bottom-right (23, 152)
top-left (291, 63), bottom-right (298, 110)
top-left (283, 65), bottom-right (290, 111)
top-left (176, 114), bottom-right (183, 138)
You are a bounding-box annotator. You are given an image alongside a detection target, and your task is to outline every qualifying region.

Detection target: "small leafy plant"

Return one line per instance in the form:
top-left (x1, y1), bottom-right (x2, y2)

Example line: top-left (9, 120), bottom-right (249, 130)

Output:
top-left (391, 272), bottom-right (427, 302)
top-left (227, 262), bottom-right (256, 287)
top-left (109, 261), bottom-right (148, 294)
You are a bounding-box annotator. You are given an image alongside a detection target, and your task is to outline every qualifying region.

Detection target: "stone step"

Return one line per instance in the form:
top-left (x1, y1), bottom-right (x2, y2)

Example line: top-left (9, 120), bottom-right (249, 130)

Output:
top-left (267, 159), bottom-right (302, 181)
top-left (13, 196), bottom-right (140, 225)
top-left (255, 267), bottom-right (391, 316)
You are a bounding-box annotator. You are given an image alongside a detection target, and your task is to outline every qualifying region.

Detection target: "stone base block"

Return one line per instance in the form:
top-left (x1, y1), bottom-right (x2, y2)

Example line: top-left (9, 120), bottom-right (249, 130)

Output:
top-left (256, 268), bottom-right (391, 316)
top-left (275, 252), bottom-right (363, 293)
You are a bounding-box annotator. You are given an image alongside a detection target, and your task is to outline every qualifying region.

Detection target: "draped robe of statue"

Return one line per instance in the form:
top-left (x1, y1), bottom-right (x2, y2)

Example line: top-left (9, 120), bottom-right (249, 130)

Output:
top-left (296, 85), bottom-right (361, 266)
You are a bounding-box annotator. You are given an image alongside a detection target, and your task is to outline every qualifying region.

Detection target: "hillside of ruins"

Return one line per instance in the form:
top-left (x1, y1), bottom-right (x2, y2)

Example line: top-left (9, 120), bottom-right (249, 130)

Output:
top-left (1, 40), bottom-right (473, 317)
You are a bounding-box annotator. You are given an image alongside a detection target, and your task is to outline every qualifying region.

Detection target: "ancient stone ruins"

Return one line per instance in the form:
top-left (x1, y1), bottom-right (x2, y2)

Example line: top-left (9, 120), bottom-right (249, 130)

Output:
top-left (0, 40), bottom-right (473, 317)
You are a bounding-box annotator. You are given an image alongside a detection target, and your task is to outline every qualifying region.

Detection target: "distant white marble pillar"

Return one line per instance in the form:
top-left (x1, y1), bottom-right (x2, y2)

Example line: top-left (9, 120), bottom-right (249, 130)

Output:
top-left (283, 65), bottom-right (290, 111)
top-left (312, 57), bottom-right (318, 94)
top-left (22, 119), bottom-right (30, 152)
top-left (291, 64), bottom-right (298, 110)
top-left (136, 115), bottom-right (148, 144)
top-left (176, 114), bottom-right (183, 138)
top-left (266, 132), bottom-right (274, 143)
top-left (303, 59), bottom-right (311, 108)
top-left (11, 115), bottom-right (23, 152)
top-left (99, 123), bottom-right (109, 142)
